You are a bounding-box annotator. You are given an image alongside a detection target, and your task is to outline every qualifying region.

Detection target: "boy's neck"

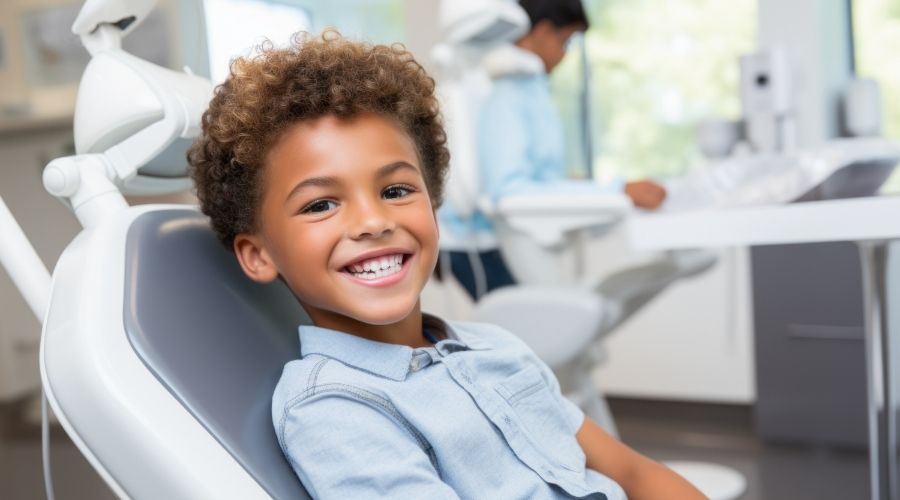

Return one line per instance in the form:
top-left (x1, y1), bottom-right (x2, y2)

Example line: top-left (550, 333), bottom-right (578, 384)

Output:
top-left (305, 301), bottom-right (432, 348)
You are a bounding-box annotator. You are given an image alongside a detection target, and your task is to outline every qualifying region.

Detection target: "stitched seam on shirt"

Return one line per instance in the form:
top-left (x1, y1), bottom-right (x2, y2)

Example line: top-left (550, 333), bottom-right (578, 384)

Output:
top-left (307, 358), bottom-right (330, 395)
top-left (301, 353), bottom-right (405, 381)
top-left (278, 383), bottom-right (441, 476)
top-left (505, 381), bottom-right (544, 406)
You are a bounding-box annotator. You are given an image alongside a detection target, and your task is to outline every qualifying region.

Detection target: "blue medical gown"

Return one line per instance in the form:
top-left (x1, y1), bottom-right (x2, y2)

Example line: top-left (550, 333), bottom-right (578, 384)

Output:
top-left (438, 71), bottom-right (623, 251)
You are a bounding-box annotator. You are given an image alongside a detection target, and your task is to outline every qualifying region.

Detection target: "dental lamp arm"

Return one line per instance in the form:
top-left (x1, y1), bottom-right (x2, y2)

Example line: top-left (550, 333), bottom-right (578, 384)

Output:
top-left (0, 196), bottom-right (51, 322)
top-left (73, 0), bottom-right (156, 55)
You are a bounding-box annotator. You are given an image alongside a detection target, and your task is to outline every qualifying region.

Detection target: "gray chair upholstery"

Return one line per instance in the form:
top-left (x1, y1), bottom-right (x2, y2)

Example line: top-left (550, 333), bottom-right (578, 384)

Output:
top-left (123, 209), bottom-right (311, 499)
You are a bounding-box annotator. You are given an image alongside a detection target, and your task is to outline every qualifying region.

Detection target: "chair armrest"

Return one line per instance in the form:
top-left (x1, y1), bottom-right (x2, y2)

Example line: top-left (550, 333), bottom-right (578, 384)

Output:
top-left (472, 286), bottom-right (604, 369)
top-left (483, 193), bottom-right (631, 247)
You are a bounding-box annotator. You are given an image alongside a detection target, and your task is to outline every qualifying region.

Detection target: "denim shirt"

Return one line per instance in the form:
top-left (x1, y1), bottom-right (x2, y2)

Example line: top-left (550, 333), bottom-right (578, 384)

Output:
top-left (272, 315), bottom-right (626, 499)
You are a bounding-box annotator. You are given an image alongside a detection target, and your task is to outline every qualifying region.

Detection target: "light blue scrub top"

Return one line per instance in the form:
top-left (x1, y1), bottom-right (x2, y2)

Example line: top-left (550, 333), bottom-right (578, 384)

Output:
top-left (438, 71), bottom-right (622, 251)
top-left (272, 315), bottom-right (625, 499)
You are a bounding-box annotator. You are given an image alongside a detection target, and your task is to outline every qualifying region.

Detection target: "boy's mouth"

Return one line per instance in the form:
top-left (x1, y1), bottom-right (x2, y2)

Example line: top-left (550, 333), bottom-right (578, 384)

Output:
top-left (342, 252), bottom-right (410, 281)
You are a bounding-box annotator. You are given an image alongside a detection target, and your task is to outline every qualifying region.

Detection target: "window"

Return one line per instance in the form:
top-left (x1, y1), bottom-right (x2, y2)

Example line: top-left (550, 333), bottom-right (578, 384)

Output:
top-left (549, 0), bottom-right (757, 182)
top-left (853, 0), bottom-right (900, 140)
top-left (204, 0), bottom-right (405, 84)
top-left (204, 0), bottom-right (312, 83)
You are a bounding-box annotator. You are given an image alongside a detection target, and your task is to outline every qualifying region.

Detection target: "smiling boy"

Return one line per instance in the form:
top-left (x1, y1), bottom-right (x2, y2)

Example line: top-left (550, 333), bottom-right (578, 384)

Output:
top-left (188, 31), bottom-right (703, 499)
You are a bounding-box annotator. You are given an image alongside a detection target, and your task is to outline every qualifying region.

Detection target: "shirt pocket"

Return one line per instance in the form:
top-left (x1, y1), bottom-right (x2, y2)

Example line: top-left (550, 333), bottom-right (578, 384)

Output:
top-left (495, 365), bottom-right (586, 472)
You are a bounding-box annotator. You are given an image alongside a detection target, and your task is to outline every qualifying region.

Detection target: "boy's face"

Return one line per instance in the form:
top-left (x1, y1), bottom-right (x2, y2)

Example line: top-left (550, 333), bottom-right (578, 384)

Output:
top-left (233, 114), bottom-right (439, 333)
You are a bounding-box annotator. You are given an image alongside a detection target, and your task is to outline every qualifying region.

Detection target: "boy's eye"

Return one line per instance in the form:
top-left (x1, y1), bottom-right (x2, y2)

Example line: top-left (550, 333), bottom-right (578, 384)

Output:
top-left (301, 199), bottom-right (338, 214)
top-left (383, 184), bottom-right (414, 200)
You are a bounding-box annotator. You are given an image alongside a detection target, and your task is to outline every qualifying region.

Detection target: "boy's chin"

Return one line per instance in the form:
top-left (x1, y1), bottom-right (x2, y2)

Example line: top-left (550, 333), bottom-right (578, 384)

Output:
top-left (348, 300), bottom-right (420, 326)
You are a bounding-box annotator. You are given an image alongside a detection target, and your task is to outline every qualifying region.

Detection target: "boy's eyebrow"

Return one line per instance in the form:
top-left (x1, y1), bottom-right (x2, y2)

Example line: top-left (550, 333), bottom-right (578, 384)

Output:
top-left (376, 161), bottom-right (419, 178)
top-left (285, 161), bottom-right (419, 202)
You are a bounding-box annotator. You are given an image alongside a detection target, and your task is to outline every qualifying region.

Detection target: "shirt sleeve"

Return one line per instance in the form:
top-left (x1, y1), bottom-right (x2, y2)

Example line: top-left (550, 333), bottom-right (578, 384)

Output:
top-left (278, 394), bottom-right (462, 500)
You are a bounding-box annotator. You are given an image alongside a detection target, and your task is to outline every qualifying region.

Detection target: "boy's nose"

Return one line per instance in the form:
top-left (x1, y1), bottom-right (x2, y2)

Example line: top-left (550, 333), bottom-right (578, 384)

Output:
top-left (347, 202), bottom-right (396, 240)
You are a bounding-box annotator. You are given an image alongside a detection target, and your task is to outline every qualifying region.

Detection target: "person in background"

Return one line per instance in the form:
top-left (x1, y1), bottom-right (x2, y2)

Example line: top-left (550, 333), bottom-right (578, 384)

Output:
top-left (438, 0), bottom-right (667, 299)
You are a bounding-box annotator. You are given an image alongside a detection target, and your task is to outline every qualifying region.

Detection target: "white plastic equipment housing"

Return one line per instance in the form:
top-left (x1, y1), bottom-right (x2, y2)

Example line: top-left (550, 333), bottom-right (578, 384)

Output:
top-left (40, 205), bottom-right (271, 500)
top-left (43, 155), bottom-right (129, 229)
top-left (72, 0), bottom-right (156, 36)
top-left (73, 49), bottom-right (212, 195)
top-left (484, 193), bottom-right (632, 286)
top-left (438, 0), bottom-right (529, 46)
top-left (489, 193), bottom-right (632, 248)
top-left (0, 197), bottom-right (51, 322)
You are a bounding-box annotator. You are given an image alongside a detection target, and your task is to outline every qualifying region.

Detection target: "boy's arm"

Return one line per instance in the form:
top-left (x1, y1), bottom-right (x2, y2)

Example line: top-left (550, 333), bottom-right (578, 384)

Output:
top-left (279, 395), bottom-right (461, 499)
top-left (576, 417), bottom-right (707, 500)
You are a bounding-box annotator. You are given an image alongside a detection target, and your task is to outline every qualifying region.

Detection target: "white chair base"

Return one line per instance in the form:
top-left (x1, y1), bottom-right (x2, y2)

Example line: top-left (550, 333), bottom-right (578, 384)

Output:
top-left (665, 461), bottom-right (747, 500)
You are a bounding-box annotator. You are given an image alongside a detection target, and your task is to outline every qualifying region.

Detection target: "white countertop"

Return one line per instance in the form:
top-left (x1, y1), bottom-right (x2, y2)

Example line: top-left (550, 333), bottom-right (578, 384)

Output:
top-left (626, 195), bottom-right (900, 251)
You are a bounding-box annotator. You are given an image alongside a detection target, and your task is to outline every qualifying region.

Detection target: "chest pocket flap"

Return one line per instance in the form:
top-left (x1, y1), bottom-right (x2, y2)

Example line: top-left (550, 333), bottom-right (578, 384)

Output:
top-left (495, 365), bottom-right (585, 472)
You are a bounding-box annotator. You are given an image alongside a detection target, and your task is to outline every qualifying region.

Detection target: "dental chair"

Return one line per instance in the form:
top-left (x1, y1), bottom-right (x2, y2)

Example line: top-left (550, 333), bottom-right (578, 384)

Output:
top-left (0, 1), bottom-right (314, 497)
top-left (44, 207), bottom-right (311, 499)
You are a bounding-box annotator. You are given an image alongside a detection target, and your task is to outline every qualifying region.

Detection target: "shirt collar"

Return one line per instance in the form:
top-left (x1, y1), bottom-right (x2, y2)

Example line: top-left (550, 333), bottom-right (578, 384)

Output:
top-left (298, 314), bottom-right (489, 381)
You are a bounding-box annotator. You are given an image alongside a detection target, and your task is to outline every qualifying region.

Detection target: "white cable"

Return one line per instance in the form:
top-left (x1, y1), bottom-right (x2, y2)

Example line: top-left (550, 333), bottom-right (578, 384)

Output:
top-left (41, 390), bottom-right (56, 500)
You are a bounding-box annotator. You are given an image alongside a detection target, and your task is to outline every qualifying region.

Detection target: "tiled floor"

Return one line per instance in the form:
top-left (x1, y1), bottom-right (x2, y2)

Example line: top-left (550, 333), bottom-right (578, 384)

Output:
top-left (609, 398), bottom-right (870, 500)
top-left (0, 394), bottom-right (870, 499)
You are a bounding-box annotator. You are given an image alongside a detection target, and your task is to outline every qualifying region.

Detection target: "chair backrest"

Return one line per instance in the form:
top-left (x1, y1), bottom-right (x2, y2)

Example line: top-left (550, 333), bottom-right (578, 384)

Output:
top-left (123, 209), bottom-right (311, 499)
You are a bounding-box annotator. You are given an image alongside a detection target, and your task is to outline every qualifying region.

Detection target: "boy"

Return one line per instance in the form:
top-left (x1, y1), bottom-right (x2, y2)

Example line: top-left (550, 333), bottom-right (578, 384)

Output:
top-left (188, 31), bottom-right (703, 499)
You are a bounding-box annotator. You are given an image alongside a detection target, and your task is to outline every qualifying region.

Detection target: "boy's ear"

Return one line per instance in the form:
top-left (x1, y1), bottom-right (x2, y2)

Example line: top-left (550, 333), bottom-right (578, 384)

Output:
top-left (233, 233), bottom-right (280, 283)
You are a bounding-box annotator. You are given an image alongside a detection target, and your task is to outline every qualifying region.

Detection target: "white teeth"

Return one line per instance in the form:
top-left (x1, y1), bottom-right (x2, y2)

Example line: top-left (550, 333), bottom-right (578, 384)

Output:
top-left (346, 253), bottom-right (406, 280)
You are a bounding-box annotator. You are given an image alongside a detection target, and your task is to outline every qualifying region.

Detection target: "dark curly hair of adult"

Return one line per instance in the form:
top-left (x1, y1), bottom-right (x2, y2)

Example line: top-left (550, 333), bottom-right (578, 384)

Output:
top-left (188, 30), bottom-right (450, 247)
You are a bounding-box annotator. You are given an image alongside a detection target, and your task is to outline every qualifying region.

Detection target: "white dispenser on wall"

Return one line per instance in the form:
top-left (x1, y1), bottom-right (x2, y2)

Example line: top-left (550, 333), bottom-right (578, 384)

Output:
top-left (740, 48), bottom-right (796, 153)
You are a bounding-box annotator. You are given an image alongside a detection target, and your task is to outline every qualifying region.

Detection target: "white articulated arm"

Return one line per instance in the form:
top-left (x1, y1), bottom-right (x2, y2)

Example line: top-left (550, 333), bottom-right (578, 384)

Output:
top-left (0, 196), bottom-right (51, 322)
top-left (73, 0), bottom-right (156, 54)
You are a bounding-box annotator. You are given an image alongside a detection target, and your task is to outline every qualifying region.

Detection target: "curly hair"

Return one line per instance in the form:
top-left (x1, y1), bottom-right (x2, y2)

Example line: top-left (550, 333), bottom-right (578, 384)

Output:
top-left (188, 30), bottom-right (450, 247)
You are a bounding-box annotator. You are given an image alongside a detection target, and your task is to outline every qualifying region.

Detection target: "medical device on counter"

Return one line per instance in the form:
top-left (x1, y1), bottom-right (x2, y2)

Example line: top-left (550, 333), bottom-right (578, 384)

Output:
top-left (666, 137), bottom-right (900, 212)
top-left (740, 48), bottom-right (796, 154)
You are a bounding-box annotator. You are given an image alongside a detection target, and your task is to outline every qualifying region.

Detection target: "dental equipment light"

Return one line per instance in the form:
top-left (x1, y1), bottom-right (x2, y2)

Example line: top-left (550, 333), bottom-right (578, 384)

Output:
top-left (1, 0), bottom-right (212, 322)
top-left (42, 0), bottom-right (213, 229)
top-left (437, 0), bottom-right (529, 46)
